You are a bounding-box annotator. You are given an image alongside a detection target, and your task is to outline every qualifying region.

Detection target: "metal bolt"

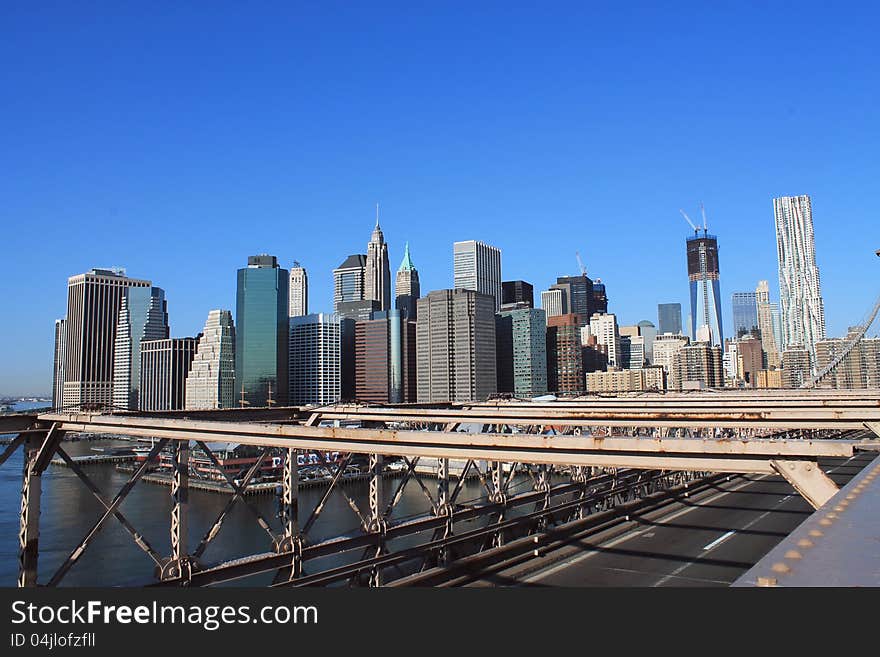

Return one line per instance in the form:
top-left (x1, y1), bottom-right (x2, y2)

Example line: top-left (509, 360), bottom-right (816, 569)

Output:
top-left (819, 518), bottom-right (833, 526)
top-left (784, 550), bottom-right (803, 560)
top-left (771, 562), bottom-right (791, 574)
top-left (797, 538), bottom-right (813, 548)
top-left (809, 529), bottom-right (824, 537)
top-left (757, 576), bottom-right (778, 587)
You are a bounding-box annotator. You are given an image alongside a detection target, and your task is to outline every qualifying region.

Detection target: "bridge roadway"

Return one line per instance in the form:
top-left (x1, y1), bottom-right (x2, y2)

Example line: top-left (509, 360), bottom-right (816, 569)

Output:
top-left (457, 449), bottom-right (876, 587)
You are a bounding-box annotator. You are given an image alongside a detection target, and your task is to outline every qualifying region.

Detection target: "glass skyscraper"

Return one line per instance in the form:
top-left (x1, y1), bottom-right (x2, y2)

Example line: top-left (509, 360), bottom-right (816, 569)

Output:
top-left (657, 303), bottom-right (682, 335)
top-left (235, 255), bottom-right (289, 407)
top-left (731, 291), bottom-right (759, 338)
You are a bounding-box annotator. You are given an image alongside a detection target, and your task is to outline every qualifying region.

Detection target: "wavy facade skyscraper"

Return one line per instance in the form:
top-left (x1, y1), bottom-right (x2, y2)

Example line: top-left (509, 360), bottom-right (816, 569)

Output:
top-left (774, 195), bottom-right (826, 363)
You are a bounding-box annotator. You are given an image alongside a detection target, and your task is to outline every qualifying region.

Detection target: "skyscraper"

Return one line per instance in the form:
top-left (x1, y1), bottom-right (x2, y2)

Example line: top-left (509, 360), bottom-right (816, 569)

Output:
top-left (589, 312), bottom-right (620, 368)
top-left (774, 195), bottom-right (826, 361)
top-left (416, 289), bottom-right (497, 402)
top-left (333, 254), bottom-right (367, 310)
top-left (112, 286), bottom-right (169, 410)
top-left (496, 307), bottom-right (547, 397)
top-left (657, 303), bottom-right (682, 335)
top-left (541, 288), bottom-right (565, 320)
top-left (139, 338), bottom-right (199, 411)
top-left (289, 313), bottom-right (341, 406)
top-left (364, 209), bottom-right (391, 311)
top-left (686, 227), bottom-right (723, 345)
top-left (453, 240), bottom-right (502, 312)
top-left (670, 342), bottom-right (724, 390)
top-left (185, 310), bottom-right (236, 410)
top-left (288, 262), bottom-right (308, 317)
top-left (756, 280), bottom-right (781, 369)
top-left (395, 242), bottom-right (420, 320)
top-left (731, 291), bottom-right (759, 338)
top-left (52, 319), bottom-right (65, 410)
top-left (546, 314), bottom-right (584, 394)
top-left (550, 275), bottom-right (595, 326)
top-left (501, 280), bottom-right (534, 309)
top-left (354, 310), bottom-right (415, 404)
top-left (235, 255), bottom-right (289, 407)
top-left (62, 268), bottom-right (152, 411)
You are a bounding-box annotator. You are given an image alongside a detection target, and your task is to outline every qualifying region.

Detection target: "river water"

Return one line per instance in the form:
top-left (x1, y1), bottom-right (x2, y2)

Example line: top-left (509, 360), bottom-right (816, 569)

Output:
top-left (1, 403), bottom-right (540, 586)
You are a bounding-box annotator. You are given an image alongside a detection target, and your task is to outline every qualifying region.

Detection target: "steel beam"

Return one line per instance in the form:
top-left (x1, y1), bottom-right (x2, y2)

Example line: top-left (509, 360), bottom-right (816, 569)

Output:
top-left (770, 460), bottom-right (839, 509)
top-left (18, 434), bottom-right (42, 587)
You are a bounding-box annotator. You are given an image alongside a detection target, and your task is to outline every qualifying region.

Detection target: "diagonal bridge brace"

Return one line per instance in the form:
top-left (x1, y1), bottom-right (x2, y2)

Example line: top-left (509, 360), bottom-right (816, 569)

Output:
top-left (769, 459), bottom-right (839, 509)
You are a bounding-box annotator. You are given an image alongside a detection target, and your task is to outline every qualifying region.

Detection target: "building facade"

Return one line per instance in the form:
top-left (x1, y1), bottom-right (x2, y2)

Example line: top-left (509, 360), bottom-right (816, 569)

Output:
top-left (354, 310), bottom-right (416, 404)
top-left (416, 289), bottom-right (497, 402)
top-left (185, 310), bottom-right (236, 410)
top-left (235, 255), bottom-right (289, 407)
top-left (61, 268), bottom-right (152, 411)
top-left (686, 231), bottom-right (723, 345)
top-left (732, 291), bottom-right (759, 338)
top-left (288, 262), bottom-right (308, 317)
top-left (589, 312), bottom-right (620, 368)
top-left (453, 240), bottom-right (502, 312)
top-left (585, 367), bottom-right (665, 393)
top-left (756, 280), bottom-right (781, 369)
top-left (781, 346), bottom-right (812, 389)
top-left (774, 195), bottom-right (826, 362)
top-left (112, 286), bottom-right (169, 410)
top-left (289, 313), bottom-right (341, 405)
top-left (496, 307), bottom-right (547, 398)
top-left (395, 242), bottom-right (420, 320)
top-left (52, 319), bottom-right (66, 410)
top-left (658, 303), bottom-right (683, 335)
top-left (669, 343), bottom-right (724, 390)
top-left (333, 254), bottom-right (367, 310)
top-left (501, 280), bottom-right (534, 309)
top-left (139, 338), bottom-right (199, 411)
top-left (546, 314), bottom-right (584, 394)
top-left (541, 288), bottom-right (565, 320)
top-left (364, 215), bottom-right (392, 311)
top-left (815, 331), bottom-right (880, 389)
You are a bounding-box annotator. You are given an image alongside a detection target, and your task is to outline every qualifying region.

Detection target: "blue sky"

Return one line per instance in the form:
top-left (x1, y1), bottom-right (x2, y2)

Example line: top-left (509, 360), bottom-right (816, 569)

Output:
top-left (2, 2), bottom-right (878, 395)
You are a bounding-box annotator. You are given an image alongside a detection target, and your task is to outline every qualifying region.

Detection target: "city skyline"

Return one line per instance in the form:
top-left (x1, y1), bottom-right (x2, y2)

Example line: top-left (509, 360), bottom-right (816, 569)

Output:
top-left (3, 4), bottom-right (879, 395)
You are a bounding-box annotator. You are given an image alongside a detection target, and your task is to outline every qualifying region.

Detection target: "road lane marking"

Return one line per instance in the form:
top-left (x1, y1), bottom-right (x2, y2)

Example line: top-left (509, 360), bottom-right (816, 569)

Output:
top-left (702, 530), bottom-right (736, 551)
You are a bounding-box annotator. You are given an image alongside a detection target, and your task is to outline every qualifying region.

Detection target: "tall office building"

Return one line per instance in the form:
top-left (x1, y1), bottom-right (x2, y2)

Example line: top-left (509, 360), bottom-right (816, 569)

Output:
top-left (289, 314), bottom-right (341, 405)
top-left (686, 228), bottom-right (723, 345)
top-left (333, 254), bottom-right (367, 310)
top-left (549, 275), bottom-right (595, 326)
top-left (364, 212), bottom-right (392, 311)
top-left (593, 280), bottom-right (609, 314)
top-left (814, 331), bottom-right (880, 389)
top-left (781, 346), bottom-right (812, 389)
top-left (653, 333), bottom-right (690, 374)
top-left (541, 288), bottom-right (565, 320)
top-left (669, 343), bottom-right (724, 391)
top-left (62, 268), bottom-right (152, 411)
top-left (501, 280), bottom-right (534, 309)
top-left (453, 240), bottom-right (502, 312)
top-left (288, 262), bottom-right (308, 317)
top-left (185, 310), bottom-right (236, 410)
top-left (496, 307), bottom-right (547, 398)
top-left (416, 289), bottom-right (497, 402)
top-left (395, 242), bottom-right (420, 320)
top-left (756, 280), bottom-right (781, 369)
top-left (589, 312), bottom-right (620, 368)
top-left (732, 292), bottom-right (759, 338)
top-left (139, 338), bottom-right (199, 411)
top-left (112, 287), bottom-right (169, 410)
top-left (618, 333), bottom-right (646, 370)
top-left (658, 303), bottom-right (682, 335)
top-left (546, 314), bottom-right (584, 394)
top-left (235, 255), bottom-right (289, 407)
top-left (774, 195), bottom-right (826, 361)
top-left (637, 320), bottom-right (657, 364)
top-left (52, 319), bottom-right (66, 409)
top-left (355, 310), bottom-right (416, 404)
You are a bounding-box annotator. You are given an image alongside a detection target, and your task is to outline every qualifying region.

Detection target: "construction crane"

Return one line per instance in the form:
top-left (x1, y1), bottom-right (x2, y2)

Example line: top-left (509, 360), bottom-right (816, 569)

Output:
top-left (700, 202), bottom-right (709, 231)
top-left (575, 251), bottom-right (587, 277)
top-left (679, 209), bottom-right (700, 235)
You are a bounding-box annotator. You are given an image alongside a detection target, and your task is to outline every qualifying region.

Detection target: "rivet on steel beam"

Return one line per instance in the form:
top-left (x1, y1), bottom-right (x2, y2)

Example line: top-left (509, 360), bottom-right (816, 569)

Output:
top-left (833, 505), bottom-right (845, 513)
top-left (809, 529), bottom-right (824, 537)
top-left (797, 538), bottom-right (813, 548)
top-left (826, 513), bottom-right (838, 519)
top-left (757, 576), bottom-right (778, 587)
top-left (784, 550), bottom-right (802, 560)
top-left (819, 518), bottom-right (833, 526)
top-left (771, 562), bottom-right (791, 574)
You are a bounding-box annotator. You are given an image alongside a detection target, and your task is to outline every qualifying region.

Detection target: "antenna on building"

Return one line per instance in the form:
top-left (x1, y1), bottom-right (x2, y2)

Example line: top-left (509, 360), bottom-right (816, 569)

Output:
top-left (700, 202), bottom-right (709, 233)
top-left (576, 251), bottom-right (587, 277)
top-left (375, 202), bottom-right (380, 228)
top-left (679, 209), bottom-right (699, 235)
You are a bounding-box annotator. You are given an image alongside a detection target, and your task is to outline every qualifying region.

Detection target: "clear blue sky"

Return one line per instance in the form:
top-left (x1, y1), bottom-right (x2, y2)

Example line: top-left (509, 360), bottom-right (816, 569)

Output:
top-left (2, 2), bottom-right (878, 396)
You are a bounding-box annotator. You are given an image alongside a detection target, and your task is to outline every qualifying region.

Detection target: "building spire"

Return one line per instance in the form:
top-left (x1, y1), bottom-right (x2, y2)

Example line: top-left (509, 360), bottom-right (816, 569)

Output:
top-left (376, 202), bottom-right (380, 229)
top-left (398, 241), bottom-right (415, 272)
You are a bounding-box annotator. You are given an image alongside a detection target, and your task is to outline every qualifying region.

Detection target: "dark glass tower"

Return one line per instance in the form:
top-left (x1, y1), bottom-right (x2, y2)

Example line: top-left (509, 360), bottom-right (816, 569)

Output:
top-left (235, 255), bottom-right (289, 407)
top-left (658, 303), bottom-right (682, 335)
top-left (686, 232), bottom-right (723, 345)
